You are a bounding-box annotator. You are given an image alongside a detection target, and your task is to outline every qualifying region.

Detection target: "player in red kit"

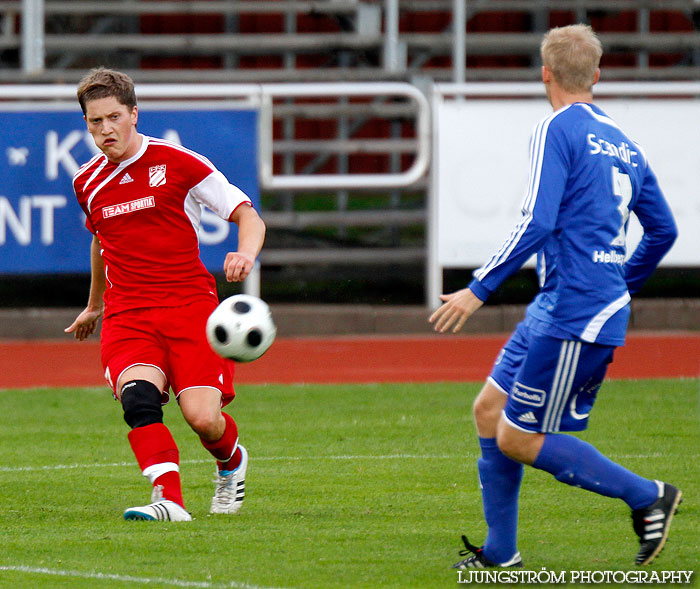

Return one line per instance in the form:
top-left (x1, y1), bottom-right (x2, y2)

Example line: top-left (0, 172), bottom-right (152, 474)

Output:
top-left (65, 68), bottom-right (266, 521)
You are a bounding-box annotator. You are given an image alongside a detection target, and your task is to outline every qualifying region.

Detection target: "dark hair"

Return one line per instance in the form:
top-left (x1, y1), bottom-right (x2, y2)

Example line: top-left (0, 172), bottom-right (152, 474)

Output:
top-left (77, 68), bottom-right (137, 115)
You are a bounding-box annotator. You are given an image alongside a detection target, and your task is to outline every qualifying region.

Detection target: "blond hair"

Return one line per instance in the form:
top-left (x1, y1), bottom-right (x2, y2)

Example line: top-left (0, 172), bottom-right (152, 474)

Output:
top-left (540, 24), bottom-right (602, 93)
top-left (77, 68), bottom-right (137, 115)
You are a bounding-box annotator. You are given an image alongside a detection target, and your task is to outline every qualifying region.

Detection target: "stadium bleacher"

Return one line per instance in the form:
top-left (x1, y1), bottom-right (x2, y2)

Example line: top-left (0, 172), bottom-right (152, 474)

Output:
top-left (1, 1), bottom-right (699, 305)
top-left (2, 1), bottom-right (698, 83)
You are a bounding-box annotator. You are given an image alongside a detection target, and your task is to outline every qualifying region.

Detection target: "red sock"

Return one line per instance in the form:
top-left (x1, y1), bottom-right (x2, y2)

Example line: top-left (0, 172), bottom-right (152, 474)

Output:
top-left (127, 423), bottom-right (184, 507)
top-left (152, 470), bottom-right (183, 505)
top-left (219, 447), bottom-right (242, 472)
top-left (200, 412), bottom-right (241, 471)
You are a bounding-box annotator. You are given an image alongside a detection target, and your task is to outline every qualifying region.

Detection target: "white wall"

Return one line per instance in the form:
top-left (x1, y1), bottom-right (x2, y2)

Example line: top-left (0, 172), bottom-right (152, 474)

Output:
top-left (433, 97), bottom-right (700, 269)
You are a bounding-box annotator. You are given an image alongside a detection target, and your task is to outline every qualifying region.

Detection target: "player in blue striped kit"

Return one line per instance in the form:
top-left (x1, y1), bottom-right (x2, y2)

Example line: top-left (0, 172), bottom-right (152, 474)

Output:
top-left (430, 24), bottom-right (680, 567)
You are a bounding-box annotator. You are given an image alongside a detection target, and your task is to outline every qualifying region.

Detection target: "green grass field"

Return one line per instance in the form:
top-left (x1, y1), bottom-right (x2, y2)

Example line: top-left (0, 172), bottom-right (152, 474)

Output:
top-left (0, 379), bottom-right (697, 588)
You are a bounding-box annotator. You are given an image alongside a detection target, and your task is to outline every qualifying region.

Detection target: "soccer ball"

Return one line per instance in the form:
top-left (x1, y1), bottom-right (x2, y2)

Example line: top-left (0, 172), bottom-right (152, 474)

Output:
top-left (206, 294), bottom-right (276, 362)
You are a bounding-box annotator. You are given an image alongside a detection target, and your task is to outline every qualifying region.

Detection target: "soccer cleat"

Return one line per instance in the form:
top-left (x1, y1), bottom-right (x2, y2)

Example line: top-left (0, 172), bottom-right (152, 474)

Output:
top-left (123, 499), bottom-right (192, 522)
top-left (451, 535), bottom-right (523, 569)
top-left (632, 481), bottom-right (682, 565)
top-left (210, 444), bottom-right (248, 514)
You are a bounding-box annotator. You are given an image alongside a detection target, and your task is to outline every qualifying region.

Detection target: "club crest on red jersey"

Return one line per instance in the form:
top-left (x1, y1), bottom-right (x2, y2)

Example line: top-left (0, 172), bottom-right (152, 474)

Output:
top-left (149, 164), bottom-right (167, 187)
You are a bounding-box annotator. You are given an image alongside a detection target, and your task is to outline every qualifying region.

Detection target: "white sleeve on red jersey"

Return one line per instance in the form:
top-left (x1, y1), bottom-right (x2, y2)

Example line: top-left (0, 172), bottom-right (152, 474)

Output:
top-left (189, 170), bottom-right (253, 220)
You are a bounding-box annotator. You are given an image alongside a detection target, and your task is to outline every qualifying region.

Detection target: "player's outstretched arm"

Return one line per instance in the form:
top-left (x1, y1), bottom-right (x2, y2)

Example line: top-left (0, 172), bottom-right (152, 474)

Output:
top-left (65, 235), bottom-right (105, 340)
top-left (224, 205), bottom-right (266, 282)
top-left (429, 288), bottom-right (484, 333)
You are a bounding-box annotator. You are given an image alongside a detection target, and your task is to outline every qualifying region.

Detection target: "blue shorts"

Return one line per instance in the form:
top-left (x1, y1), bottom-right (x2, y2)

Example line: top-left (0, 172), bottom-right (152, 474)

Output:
top-left (490, 321), bottom-right (615, 433)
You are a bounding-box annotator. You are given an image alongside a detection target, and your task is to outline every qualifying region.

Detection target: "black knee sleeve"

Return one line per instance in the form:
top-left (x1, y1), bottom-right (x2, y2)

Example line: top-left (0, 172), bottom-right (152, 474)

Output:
top-left (121, 380), bottom-right (164, 429)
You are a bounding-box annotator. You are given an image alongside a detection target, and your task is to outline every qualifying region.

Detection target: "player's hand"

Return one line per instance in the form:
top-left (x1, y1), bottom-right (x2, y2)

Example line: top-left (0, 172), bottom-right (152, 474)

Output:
top-left (429, 288), bottom-right (484, 333)
top-left (224, 252), bottom-right (255, 282)
top-left (64, 306), bottom-right (103, 341)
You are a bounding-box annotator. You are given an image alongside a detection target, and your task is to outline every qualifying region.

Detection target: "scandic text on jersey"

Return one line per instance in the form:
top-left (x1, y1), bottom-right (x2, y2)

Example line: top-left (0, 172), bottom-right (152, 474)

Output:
top-left (102, 196), bottom-right (156, 219)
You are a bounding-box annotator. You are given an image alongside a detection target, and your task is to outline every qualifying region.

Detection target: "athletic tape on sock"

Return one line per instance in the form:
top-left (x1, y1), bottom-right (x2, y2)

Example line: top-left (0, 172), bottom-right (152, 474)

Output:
top-left (142, 462), bottom-right (180, 485)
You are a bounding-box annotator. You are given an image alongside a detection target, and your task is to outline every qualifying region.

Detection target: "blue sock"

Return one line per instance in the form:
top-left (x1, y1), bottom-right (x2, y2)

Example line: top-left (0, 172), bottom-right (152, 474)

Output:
top-left (533, 433), bottom-right (658, 510)
top-left (478, 437), bottom-right (524, 564)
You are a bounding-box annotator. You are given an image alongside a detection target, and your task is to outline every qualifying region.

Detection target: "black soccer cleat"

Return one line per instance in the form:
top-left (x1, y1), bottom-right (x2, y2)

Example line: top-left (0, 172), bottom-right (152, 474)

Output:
top-left (451, 535), bottom-right (523, 569)
top-left (631, 481), bottom-right (682, 566)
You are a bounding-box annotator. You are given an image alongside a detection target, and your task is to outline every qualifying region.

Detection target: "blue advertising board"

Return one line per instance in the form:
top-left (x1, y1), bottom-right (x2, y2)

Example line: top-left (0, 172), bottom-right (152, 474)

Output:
top-left (0, 108), bottom-right (258, 273)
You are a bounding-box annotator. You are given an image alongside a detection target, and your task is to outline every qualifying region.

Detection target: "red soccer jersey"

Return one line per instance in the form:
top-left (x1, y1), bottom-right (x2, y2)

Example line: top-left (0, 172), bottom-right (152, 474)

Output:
top-left (73, 135), bottom-right (252, 317)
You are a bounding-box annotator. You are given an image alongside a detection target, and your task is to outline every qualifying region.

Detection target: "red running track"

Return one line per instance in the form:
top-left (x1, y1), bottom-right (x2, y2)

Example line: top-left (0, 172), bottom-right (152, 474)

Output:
top-left (0, 332), bottom-right (698, 389)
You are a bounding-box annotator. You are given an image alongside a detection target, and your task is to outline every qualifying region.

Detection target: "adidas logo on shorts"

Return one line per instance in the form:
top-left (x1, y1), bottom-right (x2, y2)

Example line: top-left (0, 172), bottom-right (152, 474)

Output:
top-left (518, 411), bottom-right (538, 424)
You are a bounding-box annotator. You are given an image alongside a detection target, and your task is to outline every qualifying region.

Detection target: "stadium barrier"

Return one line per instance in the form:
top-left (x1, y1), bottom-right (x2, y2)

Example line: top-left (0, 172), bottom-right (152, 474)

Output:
top-left (428, 81), bottom-right (700, 306)
top-left (1, 299), bottom-right (698, 340)
top-left (1, 81), bottom-right (698, 307)
top-left (0, 81), bottom-right (430, 297)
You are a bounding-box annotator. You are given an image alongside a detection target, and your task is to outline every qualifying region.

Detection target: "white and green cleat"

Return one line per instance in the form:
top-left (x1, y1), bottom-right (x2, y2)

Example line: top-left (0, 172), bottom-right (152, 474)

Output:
top-left (123, 500), bottom-right (192, 522)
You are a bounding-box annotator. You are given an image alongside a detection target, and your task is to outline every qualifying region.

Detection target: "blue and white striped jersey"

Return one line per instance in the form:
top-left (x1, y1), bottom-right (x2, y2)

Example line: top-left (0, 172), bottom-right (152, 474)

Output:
top-left (468, 102), bottom-right (677, 346)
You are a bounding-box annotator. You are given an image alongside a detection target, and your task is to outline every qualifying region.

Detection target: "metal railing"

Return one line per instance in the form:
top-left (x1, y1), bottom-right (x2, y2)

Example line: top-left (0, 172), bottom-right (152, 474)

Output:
top-left (257, 82), bottom-right (430, 190)
top-left (0, 81), bottom-right (430, 191)
top-left (3, 0), bottom-right (699, 81)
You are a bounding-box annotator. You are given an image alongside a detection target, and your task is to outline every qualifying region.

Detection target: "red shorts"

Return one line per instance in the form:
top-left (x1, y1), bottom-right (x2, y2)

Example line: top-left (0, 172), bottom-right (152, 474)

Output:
top-left (100, 298), bottom-right (235, 406)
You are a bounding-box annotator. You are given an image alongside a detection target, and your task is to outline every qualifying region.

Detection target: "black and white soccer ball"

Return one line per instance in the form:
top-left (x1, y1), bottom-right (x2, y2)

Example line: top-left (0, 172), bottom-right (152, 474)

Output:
top-left (206, 294), bottom-right (276, 362)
